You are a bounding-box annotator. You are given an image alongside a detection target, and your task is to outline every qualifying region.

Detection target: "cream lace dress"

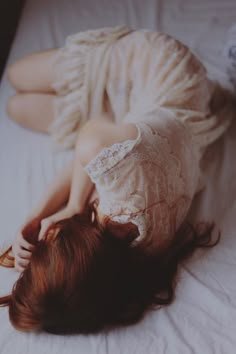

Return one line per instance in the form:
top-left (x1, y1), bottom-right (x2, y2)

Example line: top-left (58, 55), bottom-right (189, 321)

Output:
top-left (50, 26), bottom-right (234, 251)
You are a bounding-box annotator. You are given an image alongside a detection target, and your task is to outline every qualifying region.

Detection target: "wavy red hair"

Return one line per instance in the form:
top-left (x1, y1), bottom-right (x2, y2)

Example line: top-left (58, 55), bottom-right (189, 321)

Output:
top-left (0, 205), bottom-right (219, 334)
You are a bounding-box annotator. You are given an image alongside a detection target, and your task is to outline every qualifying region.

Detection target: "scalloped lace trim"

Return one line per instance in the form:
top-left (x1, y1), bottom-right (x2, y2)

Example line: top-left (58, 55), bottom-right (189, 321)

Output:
top-left (111, 213), bottom-right (148, 244)
top-left (84, 123), bottom-right (141, 181)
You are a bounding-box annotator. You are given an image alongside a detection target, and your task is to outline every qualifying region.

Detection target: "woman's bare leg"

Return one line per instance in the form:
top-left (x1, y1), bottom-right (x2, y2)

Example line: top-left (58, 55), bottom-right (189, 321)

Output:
top-left (7, 48), bottom-right (59, 94)
top-left (6, 49), bottom-right (59, 132)
top-left (7, 93), bottom-right (55, 133)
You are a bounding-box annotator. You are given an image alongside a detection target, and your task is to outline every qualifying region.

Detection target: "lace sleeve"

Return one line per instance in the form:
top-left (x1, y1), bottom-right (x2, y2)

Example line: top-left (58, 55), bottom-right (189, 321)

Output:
top-left (84, 124), bottom-right (141, 182)
top-left (85, 109), bottom-right (201, 251)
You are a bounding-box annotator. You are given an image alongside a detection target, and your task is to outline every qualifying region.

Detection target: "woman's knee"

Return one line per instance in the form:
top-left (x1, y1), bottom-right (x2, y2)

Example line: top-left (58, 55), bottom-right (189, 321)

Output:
top-left (6, 93), bottom-right (56, 132)
top-left (7, 94), bottom-right (21, 122)
top-left (7, 94), bottom-right (30, 125)
top-left (7, 58), bottom-right (36, 92)
top-left (7, 49), bottom-right (58, 93)
top-left (7, 62), bottom-right (22, 91)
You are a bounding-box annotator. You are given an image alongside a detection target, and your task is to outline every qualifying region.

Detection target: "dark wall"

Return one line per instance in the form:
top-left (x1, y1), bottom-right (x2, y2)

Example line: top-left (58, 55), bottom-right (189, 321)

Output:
top-left (0, 0), bottom-right (25, 79)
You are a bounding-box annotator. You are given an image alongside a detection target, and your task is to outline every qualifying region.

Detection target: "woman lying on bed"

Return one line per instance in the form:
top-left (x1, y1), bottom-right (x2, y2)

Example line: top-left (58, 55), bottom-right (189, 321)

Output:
top-left (0, 26), bottom-right (234, 334)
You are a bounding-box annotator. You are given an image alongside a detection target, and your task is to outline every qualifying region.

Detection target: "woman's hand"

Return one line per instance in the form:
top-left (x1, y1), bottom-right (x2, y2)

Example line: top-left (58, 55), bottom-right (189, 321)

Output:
top-left (12, 216), bottom-right (40, 272)
top-left (12, 230), bottom-right (35, 272)
top-left (12, 205), bottom-right (81, 272)
top-left (38, 206), bottom-right (80, 240)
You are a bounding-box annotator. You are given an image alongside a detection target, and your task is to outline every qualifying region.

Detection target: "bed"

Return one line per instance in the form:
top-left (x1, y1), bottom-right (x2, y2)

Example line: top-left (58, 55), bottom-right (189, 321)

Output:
top-left (0, 0), bottom-right (236, 353)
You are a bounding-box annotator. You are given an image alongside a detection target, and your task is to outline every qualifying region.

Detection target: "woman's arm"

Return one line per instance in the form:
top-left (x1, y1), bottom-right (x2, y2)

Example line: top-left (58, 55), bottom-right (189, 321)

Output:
top-left (13, 118), bottom-right (137, 270)
top-left (29, 160), bottom-right (73, 220)
top-left (13, 144), bottom-right (94, 270)
top-left (67, 139), bottom-right (94, 213)
top-left (30, 136), bottom-right (95, 222)
top-left (38, 156), bottom-right (94, 239)
top-left (20, 119), bottom-right (138, 231)
top-left (12, 160), bottom-right (73, 271)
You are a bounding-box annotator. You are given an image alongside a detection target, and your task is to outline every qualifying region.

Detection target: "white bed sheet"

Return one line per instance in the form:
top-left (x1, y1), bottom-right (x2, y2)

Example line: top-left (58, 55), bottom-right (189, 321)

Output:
top-left (0, 0), bottom-right (236, 353)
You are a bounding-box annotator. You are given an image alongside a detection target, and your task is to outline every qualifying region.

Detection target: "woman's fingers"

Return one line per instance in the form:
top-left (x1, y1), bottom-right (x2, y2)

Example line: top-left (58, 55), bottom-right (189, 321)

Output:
top-left (13, 231), bottom-right (35, 251)
top-left (12, 215), bottom-right (42, 272)
top-left (14, 257), bottom-right (30, 272)
top-left (12, 231), bottom-right (35, 272)
top-left (15, 265), bottom-right (25, 273)
top-left (14, 251), bottom-right (31, 272)
top-left (19, 236), bottom-right (35, 251)
top-left (38, 218), bottom-right (54, 240)
top-left (15, 264), bottom-right (28, 273)
top-left (15, 258), bottom-right (29, 268)
top-left (17, 249), bottom-right (32, 259)
top-left (38, 207), bottom-right (79, 240)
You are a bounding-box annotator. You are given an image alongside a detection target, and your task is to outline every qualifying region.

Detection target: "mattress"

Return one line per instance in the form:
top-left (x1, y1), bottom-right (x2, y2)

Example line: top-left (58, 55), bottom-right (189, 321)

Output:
top-left (0, 0), bottom-right (236, 353)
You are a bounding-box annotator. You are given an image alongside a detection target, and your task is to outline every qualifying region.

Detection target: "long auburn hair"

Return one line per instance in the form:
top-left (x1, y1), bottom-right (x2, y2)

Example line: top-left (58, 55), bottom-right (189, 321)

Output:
top-left (0, 204), bottom-right (219, 334)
